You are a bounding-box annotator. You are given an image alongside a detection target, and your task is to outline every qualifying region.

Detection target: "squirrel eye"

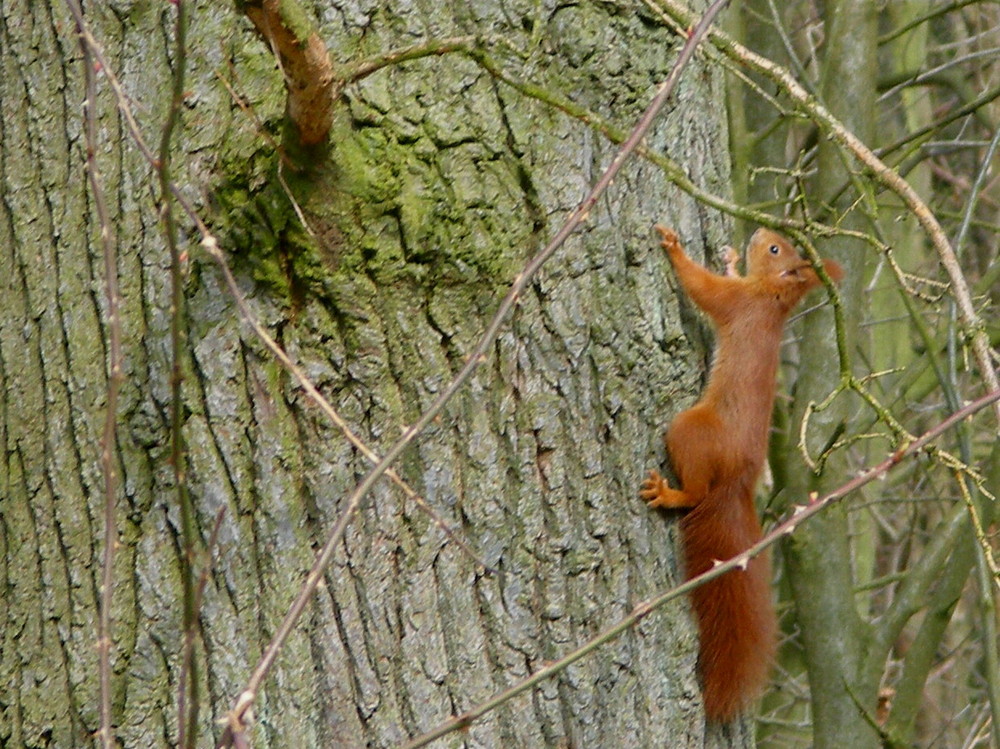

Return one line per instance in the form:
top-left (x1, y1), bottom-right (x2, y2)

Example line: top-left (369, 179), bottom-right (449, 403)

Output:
top-left (769, 245), bottom-right (780, 255)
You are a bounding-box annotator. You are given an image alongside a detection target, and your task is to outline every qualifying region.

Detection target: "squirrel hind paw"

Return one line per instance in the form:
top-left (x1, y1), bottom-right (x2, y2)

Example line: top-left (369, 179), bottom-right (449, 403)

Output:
top-left (639, 469), bottom-right (666, 497)
top-left (640, 470), bottom-right (693, 509)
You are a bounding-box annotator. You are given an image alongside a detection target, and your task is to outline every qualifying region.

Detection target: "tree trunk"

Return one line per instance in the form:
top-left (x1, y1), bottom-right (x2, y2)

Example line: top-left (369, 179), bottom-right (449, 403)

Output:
top-left (0, 1), bottom-right (747, 746)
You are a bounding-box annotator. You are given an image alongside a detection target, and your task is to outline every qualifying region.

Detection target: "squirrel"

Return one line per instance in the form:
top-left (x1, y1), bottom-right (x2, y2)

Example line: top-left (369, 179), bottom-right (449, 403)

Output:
top-left (641, 225), bottom-right (843, 721)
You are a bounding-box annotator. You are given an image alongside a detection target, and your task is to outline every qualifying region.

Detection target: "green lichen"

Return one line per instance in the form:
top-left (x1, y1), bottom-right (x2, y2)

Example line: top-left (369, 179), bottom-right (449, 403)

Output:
top-left (275, 0), bottom-right (317, 43)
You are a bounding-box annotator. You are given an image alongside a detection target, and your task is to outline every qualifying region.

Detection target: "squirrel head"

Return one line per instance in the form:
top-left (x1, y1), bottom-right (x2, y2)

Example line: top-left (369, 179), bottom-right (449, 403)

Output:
top-left (745, 228), bottom-right (843, 284)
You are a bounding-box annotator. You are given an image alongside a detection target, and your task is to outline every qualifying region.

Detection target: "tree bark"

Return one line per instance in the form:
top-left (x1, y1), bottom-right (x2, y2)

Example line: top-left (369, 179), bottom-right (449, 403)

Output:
top-left (0, 1), bottom-right (746, 746)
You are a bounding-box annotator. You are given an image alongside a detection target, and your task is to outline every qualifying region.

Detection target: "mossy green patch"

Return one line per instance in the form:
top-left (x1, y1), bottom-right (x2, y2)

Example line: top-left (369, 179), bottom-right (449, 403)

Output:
top-left (208, 92), bottom-right (531, 313)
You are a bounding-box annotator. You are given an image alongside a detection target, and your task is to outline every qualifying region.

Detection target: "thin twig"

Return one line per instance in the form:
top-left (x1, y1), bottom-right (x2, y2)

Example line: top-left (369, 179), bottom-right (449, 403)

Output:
top-left (341, 35), bottom-right (477, 87)
top-left (949, 121), bottom-right (1000, 746)
top-left (401, 387), bottom-right (1000, 748)
top-left (215, 64), bottom-right (292, 168)
top-left (955, 473), bottom-right (1000, 590)
top-left (878, 0), bottom-right (987, 45)
top-left (153, 3), bottom-right (200, 747)
top-left (69, 1), bottom-right (123, 746)
top-left (209, 242), bottom-right (496, 573)
top-left (178, 506), bottom-right (227, 748)
top-left (216, 1), bottom-right (734, 743)
top-left (972, 523), bottom-right (1000, 749)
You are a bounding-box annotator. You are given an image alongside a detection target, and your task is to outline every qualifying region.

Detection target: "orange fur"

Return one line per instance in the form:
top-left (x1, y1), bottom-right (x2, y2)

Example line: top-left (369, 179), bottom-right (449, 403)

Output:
top-left (641, 225), bottom-right (842, 721)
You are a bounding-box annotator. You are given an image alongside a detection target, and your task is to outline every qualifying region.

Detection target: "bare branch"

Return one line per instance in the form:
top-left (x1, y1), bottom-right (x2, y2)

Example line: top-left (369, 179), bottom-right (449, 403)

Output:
top-left (145, 2), bottom-right (203, 746)
top-left (178, 507), bottom-right (227, 749)
top-left (342, 35), bottom-right (478, 84)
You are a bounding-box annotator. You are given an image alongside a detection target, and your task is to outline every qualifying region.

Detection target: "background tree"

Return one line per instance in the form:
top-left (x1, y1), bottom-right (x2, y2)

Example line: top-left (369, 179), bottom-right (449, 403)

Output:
top-left (724, 1), bottom-right (1000, 747)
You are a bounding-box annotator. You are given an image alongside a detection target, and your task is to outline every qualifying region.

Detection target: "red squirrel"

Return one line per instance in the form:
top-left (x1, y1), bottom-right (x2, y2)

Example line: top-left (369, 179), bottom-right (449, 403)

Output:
top-left (641, 225), bottom-right (843, 721)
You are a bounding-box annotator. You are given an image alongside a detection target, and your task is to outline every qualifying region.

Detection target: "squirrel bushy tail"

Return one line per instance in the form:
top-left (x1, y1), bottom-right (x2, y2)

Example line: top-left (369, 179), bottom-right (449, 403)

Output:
top-left (681, 479), bottom-right (777, 721)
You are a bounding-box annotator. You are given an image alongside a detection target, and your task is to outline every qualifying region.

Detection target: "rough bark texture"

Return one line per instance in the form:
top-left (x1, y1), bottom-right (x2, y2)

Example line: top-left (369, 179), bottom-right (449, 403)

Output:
top-left (0, 1), bottom-right (746, 746)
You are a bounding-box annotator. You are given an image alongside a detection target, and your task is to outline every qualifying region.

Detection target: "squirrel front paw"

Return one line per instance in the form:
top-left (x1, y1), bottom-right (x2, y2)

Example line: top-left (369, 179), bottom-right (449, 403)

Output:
top-left (654, 224), bottom-right (681, 255)
top-left (722, 245), bottom-right (741, 277)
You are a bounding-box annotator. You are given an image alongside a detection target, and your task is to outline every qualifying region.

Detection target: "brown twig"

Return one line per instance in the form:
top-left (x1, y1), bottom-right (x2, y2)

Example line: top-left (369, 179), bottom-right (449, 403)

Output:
top-left (215, 63), bottom-right (292, 168)
top-left (341, 35), bottom-right (478, 85)
top-left (205, 237), bottom-right (497, 574)
top-left (401, 387), bottom-right (1000, 748)
top-left (150, 2), bottom-right (202, 747)
top-left (68, 1), bottom-right (123, 746)
top-left (178, 507), bottom-right (227, 749)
